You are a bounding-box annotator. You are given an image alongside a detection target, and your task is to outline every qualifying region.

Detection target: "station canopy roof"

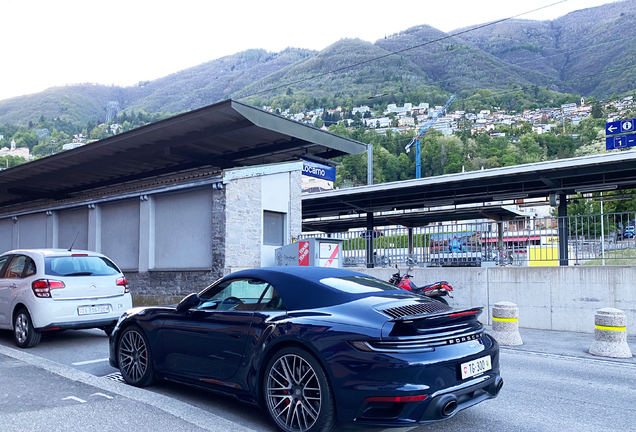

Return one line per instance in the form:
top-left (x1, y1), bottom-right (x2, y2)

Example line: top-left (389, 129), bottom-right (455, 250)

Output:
top-left (0, 99), bottom-right (367, 214)
top-left (302, 205), bottom-right (528, 232)
top-left (302, 151), bottom-right (636, 231)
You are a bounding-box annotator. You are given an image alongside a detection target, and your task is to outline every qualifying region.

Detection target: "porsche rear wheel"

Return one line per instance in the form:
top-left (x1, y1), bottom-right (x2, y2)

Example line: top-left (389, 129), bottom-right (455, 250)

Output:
top-left (264, 347), bottom-right (336, 432)
top-left (118, 325), bottom-right (155, 387)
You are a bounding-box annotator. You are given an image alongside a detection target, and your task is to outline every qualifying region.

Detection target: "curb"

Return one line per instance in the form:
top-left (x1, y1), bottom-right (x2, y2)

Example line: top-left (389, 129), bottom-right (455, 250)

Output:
top-left (0, 344), bottom-right (258, 432)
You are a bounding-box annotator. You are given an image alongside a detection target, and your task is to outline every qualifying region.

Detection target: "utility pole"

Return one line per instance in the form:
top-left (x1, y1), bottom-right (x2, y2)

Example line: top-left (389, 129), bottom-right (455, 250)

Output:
top-left (367, 143), bottom-right (373, 185)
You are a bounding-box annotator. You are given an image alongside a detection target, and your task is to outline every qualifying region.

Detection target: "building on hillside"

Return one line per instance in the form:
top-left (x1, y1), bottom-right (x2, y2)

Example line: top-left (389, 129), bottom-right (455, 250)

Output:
top-left (352, 106), bottom-right (371, 115)
top-left (365, 117), bottom-right (391, 128)
top-left (398, 116), bottom-right (415, 126)
top-left (0, 140), bottom-right (31, 160)
top-left (63, 143), bottom-right (85, 151)
top-left (302, 176), bottom-right (333, 193)
top-left (431, 121), bottom-right (453, 135)
top-left (561, 103), bottom-right (577, 114)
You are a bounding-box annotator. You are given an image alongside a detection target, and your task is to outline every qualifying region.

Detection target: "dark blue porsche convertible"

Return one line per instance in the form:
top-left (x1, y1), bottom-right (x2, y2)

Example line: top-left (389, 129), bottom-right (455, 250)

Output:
top-left (109, 267), bottom-right (502, 432)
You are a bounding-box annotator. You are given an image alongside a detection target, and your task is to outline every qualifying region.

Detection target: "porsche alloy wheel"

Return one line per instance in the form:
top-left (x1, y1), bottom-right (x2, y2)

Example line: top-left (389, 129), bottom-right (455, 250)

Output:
top-left (265, 348), bottom-right (335, 432)
top-left (118, 326), bottom-right (155, 387)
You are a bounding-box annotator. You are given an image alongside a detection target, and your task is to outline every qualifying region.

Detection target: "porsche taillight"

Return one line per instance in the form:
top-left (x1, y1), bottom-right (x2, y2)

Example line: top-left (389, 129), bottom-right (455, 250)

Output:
top-left (32, 279), bottom-right (66, 298)
top-left (116, 277), bottom-right (129, 293)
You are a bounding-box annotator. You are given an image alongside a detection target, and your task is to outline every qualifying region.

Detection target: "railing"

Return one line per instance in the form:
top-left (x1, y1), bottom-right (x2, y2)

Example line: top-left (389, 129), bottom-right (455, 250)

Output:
top-left (300, 212), bottom-right (636, 267)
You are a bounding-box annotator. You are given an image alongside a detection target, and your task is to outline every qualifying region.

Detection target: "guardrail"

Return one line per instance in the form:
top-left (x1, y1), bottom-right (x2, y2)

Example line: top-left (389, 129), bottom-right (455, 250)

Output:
top-left (300, 211), bottom-right (636, 267)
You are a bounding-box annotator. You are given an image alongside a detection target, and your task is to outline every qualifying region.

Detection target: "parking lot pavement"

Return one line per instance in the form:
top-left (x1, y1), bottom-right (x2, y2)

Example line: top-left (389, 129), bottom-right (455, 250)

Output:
top-left (0, 345), bottom-right (258, 432)
top-left (490, 325), bottom-right (636, 365)
top-left (1, 326), bottom-right (634, 432)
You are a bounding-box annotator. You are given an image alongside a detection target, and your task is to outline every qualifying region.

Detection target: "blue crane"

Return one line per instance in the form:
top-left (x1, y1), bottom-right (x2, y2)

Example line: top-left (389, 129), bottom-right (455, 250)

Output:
top-left (405, 94), bottom-right (457, 179)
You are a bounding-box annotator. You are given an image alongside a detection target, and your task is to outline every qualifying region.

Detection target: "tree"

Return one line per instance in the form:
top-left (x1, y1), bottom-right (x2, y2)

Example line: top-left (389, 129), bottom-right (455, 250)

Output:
top-left (591, 103), bottom-right (605, 119)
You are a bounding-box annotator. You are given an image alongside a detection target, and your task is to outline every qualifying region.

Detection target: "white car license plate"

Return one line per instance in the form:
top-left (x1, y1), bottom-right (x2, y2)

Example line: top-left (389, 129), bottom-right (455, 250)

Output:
top-left (78, 305), bottom-right (110, 316)
top-left (460, 355), bottom-right (492, 379)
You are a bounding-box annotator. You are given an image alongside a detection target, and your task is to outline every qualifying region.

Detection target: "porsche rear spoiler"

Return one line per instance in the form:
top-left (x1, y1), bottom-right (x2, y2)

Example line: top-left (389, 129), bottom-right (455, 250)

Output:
top-left (388, 307), bottom-right (483, 323)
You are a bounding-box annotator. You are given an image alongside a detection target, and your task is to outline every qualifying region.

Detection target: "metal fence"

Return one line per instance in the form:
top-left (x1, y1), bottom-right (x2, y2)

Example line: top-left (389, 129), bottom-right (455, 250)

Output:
top-left (300, 211), bottom-right (636, 267)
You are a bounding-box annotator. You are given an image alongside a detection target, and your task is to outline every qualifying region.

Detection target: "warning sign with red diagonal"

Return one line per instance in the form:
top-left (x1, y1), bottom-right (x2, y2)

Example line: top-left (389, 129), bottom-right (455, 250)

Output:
top-left (324, 244), bottom-right (339, 267)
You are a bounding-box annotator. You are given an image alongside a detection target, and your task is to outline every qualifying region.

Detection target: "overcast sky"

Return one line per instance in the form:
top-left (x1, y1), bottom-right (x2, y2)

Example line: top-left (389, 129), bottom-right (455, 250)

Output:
top-left (1, 0), bottom-right (623, 101)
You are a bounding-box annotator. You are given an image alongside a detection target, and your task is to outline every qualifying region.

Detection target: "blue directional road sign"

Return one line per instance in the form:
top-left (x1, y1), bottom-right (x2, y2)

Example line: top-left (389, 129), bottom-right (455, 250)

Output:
top-left (606, 133), bottom-right (636, 150)
top-left (606, 118), bottom-right (636, 136)
top-left (606, 121), bottom-right (622, 136)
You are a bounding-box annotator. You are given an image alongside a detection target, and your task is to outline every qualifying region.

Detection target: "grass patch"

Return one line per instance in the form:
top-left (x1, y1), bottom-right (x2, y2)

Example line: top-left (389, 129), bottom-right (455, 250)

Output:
top-left (583, 248), bottom-right (636, 265)
top-left (343, 233), bottom-right (429, 251)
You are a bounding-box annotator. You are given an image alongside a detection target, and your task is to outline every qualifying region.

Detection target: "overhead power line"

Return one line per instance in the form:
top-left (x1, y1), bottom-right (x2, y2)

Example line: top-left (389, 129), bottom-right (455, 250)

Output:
top-left (236, 0), bottom-right (569, 100)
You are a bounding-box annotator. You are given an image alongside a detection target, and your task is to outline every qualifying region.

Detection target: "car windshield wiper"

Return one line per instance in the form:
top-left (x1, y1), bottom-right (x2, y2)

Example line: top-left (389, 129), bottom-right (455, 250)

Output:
top-left (63, 272), bottom-right (94, 276)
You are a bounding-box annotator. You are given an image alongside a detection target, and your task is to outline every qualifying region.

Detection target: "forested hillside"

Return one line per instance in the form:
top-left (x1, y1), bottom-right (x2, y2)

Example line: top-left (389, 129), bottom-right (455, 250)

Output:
top-left (0, 2), bottom-right (634, 126)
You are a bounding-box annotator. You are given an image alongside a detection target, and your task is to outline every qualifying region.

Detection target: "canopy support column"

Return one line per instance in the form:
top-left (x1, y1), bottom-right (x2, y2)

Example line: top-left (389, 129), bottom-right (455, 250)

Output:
top-left (366, 212), bottom-right (374, 268)
top-left (558, 193), bottom-right (569, 266)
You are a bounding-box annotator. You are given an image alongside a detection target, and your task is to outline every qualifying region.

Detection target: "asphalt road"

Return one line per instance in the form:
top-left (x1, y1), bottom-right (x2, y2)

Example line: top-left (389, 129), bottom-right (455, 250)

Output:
top-left (1, 328), bottom-right (635, 432)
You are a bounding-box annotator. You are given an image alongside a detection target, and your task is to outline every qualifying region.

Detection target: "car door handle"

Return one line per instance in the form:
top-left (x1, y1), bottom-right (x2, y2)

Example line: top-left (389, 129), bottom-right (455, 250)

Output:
top-left (10, 284), bottom-right (17, 289)
top-left (228, 331), bottom-right (243, 338)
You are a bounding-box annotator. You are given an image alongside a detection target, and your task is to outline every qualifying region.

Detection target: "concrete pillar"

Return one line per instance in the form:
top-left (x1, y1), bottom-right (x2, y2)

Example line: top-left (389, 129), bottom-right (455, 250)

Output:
top-left (11, 217), bottom-right (18, 249)
top-left (497, 222), bottom-right (504, 250)
top-left (366, 212), bottom-right (374, 268)
top-left (138, 195), bottom-right (155, 272)
top-left (87, 204), bottom-right (101, 252)
top-left (46, 211), bottom-right (59, 248)
top-left (558, 193), bottom-right (569, 266)
top-left (589, 308), bottom-right (632, 358)
top-left (490, 302), bottom-right (523, 346)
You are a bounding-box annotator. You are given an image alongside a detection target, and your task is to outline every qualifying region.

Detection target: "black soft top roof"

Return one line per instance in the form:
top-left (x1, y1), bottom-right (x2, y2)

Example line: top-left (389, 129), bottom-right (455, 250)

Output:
top-left (220, 266), bottom-right (412, 311)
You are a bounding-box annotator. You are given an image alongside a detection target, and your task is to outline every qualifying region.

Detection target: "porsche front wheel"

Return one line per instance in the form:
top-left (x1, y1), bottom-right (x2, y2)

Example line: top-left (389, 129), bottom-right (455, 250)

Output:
top-left (264, 347), bottom-right (336, 432)
top-left (117, 325), bottom-right (155, 387)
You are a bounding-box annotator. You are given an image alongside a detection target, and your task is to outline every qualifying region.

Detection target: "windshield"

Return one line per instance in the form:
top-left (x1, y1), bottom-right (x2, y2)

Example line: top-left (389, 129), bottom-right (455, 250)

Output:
top-left (45, 256), bottom-right (121, 277)
top-left (320, 276), bottom-right (403, 294)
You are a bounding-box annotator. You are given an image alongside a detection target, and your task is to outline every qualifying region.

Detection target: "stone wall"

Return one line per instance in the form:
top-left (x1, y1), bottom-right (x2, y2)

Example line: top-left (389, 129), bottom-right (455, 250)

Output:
top-left (289, 170), bottom-right (303, 240)
top-left (126, 270), bottom-right (220, 296)
top-left (224, 175), bottom-right (262, 268)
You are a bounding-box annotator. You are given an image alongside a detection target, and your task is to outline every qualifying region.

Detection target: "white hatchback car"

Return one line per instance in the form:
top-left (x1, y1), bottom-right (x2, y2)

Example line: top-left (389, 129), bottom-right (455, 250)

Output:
top-left (0, 249), bottom-right (133, 348)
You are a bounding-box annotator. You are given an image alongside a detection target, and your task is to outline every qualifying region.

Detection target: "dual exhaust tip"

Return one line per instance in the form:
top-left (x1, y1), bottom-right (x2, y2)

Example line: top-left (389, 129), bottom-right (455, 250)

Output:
top-left (438, 376), bottom-right (504, 418)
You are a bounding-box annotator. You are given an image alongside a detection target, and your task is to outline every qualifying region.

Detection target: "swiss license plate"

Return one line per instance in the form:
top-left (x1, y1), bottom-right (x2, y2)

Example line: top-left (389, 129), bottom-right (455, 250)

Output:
top-left (78, 305), bottom-right (110, 316)
top-left (460, 355), bottom-right (492, 379)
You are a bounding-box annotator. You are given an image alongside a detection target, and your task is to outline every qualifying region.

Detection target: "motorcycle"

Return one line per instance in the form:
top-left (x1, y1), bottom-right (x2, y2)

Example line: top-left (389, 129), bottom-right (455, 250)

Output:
top-left (388, 265), bottom-right (453, 305)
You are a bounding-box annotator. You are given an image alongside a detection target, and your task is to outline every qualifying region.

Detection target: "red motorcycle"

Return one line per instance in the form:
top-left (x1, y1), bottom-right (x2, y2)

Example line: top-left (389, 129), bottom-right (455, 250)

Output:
top-left (388, 266), bottom-right (453, 305)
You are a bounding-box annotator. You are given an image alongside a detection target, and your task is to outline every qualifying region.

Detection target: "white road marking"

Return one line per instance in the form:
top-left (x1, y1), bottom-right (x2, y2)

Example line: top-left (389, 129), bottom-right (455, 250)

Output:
top-left (92, 392), bottom-right (114, 399)
top-left (62, 396), bottom-right (86, 403)
top-left (72, 358), bottom-right (109, 366)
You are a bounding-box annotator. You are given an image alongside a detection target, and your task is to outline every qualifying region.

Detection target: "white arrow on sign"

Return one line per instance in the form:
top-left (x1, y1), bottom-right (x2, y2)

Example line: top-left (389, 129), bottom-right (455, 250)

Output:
top-left (607, 125), bottom-right (618, 133)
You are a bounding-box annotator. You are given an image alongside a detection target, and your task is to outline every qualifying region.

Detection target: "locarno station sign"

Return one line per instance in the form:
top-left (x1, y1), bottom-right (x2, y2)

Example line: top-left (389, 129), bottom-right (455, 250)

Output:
top-left (301, 159), bottom-right (336, 182)
top-left (605, 118), bottom-right (636, 150)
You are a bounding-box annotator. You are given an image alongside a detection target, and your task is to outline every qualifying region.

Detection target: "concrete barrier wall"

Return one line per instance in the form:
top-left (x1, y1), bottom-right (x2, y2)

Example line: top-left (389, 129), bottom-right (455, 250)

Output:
top-left (356, 266), bottom-right (636, 336)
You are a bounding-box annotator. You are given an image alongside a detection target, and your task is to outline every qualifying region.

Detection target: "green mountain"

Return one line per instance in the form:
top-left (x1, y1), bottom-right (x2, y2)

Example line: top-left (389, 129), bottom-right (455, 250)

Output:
top-left (1, 1), bottom-right (635, 125)
top-left (456, 0), bottom-right (636, 96)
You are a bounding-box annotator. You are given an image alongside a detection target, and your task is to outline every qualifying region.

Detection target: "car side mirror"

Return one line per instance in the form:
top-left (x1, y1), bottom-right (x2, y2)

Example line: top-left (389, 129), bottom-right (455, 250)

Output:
top-left (176, 293), bottom-right (200, 313)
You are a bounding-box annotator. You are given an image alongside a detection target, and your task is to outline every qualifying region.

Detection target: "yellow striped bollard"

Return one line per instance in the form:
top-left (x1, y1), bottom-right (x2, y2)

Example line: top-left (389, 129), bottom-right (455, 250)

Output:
top-left (490, 301), bottom-right (523, 346)
top-left (589, 308), bottom-right (632, 358)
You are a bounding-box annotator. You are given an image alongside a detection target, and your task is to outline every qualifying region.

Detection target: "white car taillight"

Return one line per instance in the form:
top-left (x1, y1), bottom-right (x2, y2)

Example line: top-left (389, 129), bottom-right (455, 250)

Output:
top-left (116, 277), bottom-right (130, 293)
top-left (32, 279), bottom-right (66, 298)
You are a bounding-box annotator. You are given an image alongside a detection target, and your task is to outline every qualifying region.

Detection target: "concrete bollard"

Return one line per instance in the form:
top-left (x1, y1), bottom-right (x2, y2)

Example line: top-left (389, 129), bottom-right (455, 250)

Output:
top-left (589, 308), bottom-right (632, 359)
top-left (490, 301), bottom-right (523, 346)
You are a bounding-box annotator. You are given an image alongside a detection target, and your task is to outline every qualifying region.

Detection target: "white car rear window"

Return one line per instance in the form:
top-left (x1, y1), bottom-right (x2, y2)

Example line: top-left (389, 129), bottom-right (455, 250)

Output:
top-left (45, 256), bottom-right (120, 277)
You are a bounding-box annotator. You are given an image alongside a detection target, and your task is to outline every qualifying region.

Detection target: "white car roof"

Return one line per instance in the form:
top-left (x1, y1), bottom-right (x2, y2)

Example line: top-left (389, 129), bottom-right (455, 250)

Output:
top-left (2, 249), bottom-right (106, 257)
